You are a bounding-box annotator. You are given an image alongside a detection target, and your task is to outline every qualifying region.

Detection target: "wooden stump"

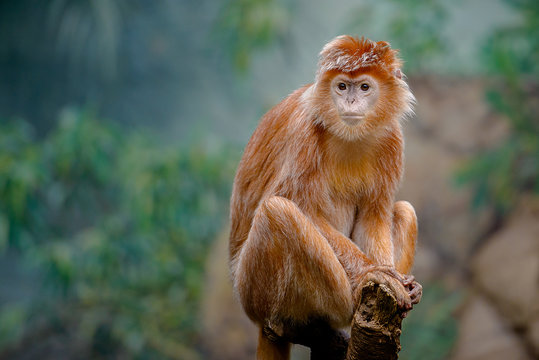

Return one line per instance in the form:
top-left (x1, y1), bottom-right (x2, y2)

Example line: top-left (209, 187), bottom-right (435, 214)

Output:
top-left (346, 281), bottom-right (404, 360)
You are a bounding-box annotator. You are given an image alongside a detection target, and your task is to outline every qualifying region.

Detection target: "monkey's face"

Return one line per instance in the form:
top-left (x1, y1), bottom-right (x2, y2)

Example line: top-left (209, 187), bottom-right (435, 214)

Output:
top-left (318, 73), bottom-right (384, 141)
top-left (330, 74), bottom-right (379, 127)
top-left (311, 69), bottom-right (412, 142)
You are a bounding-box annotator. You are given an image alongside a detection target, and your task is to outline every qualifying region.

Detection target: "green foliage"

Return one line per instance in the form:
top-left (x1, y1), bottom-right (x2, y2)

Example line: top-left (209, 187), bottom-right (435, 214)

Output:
top-left (214, 0), bottom-right (293, 71)
top-left (483, 0), bottom-right (539, 76)
top-left (400, 284), bottom-right (461, 360)
top-left (0, 110), bottom-right (236, 358)
top-left (456, 0), bottom-right (539, 214)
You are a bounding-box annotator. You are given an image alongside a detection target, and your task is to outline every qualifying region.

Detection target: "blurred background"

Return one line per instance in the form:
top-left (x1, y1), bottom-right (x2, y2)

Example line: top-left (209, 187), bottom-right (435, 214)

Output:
top-left (0, 0), bottom-right (537, 359)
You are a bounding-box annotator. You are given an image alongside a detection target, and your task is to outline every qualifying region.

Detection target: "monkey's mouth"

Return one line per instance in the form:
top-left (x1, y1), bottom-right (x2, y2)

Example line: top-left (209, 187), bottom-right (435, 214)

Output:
top-left (340, 113), bottom-right (364, 126)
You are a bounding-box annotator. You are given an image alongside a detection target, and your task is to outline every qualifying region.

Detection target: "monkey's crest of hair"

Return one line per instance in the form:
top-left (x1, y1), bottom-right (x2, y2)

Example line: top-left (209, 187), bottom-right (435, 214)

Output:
top-left (317, 35), bottom-right (402, 77)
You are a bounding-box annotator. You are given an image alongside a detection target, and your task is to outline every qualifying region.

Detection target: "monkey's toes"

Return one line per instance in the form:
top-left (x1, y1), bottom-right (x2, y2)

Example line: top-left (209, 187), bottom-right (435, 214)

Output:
top-left (398, 273), bottom-right (422, 306)
top-left (408, 280), bottom-right (422, 305)
top-left (358, 269), bottom-right (413, 312)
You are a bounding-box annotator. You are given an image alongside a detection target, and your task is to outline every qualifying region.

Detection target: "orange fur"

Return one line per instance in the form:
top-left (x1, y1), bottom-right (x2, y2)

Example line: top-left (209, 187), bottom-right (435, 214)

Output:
top-left (256, 327), bottom-right (290, 360)
top-left (229, 35), bottom-right (418, 360)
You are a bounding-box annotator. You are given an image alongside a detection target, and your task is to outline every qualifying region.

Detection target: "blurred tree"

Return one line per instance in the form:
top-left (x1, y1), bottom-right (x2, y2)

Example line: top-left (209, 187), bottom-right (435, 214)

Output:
top-left (0, 0), bottom-right (278, 134)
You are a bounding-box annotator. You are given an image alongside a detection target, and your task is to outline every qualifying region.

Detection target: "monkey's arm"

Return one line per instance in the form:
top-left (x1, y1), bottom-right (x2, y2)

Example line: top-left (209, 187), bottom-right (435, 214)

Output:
top-left (314, 218), bottom-right (372, 288)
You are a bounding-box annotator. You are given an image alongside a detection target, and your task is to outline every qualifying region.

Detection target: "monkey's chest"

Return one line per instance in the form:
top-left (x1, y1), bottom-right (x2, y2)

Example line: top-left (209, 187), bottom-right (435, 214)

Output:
top-left (327, 159), bottom-right (375, 197)
top-left (323, 201), bottom-right (357, 238)
top-left (322, 161), bottom-right (376, 236)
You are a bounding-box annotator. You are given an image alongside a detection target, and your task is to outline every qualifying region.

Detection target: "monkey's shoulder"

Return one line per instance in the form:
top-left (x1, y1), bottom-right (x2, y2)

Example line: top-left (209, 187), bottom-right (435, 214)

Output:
top-left (238, 84), bottom-right (316, 178)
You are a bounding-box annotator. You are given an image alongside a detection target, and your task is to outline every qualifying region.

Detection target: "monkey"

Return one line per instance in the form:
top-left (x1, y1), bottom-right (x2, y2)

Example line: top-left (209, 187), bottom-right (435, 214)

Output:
top-left (229, 35), bottom-right (422, 360)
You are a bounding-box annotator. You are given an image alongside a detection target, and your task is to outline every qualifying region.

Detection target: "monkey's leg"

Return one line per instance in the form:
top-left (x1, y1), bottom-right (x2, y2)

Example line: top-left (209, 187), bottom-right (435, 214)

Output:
top-left (391, 201), bottom-right (422, 305)
top-left (392, 201), bottom-right (417, 274)
top-left (257, 327), bottom-right (290, 360)
top-left (235, 196), bottom-right (353, 360)
top-left (350, 200), bottom-right (421, 310)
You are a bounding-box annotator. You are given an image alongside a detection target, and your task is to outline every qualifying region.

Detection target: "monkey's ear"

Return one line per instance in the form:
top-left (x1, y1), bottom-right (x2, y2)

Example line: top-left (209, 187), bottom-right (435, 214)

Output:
top-left (393, 68), bottom-right (403, 79)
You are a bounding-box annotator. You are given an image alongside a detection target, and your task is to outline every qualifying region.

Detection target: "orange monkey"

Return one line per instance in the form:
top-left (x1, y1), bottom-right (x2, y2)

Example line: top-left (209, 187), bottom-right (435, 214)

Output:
top-left (229, 35), bottom-right (421, 359)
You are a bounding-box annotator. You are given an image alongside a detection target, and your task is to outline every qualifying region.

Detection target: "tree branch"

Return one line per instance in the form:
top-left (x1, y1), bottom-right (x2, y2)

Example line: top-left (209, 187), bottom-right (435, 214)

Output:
top-left (345, 281), bottom-right (405, 360)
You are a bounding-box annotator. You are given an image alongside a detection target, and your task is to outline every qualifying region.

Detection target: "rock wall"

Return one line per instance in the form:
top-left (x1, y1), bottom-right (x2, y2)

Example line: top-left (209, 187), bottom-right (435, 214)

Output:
top-left (404, 76), bottom-right (537, 359)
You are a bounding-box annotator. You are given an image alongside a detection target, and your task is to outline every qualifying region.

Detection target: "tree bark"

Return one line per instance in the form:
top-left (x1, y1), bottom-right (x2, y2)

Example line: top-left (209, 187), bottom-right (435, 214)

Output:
top-left (345, 281), bottom-right (404, 360)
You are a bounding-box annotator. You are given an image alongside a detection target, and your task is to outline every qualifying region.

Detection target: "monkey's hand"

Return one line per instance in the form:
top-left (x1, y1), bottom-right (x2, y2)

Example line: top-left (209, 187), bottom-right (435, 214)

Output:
top-left (354, 265), bottom-right (422, 317)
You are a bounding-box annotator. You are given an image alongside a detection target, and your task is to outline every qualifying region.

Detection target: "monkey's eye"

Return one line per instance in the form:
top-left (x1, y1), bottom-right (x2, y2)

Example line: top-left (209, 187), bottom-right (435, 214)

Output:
top-left (360, 83), bottom-right (370, 91)
top-left (337, 82), bottom-right (347, 91)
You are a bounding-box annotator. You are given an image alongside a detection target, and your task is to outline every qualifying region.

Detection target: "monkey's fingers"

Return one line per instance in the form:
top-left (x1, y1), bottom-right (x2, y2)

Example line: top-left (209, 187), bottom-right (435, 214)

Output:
top-left (408, 281), bottom-right (422, 305)
top-left (399, 280), bottom-right (422, 320)
top-left (402, 274), bottom-right (415, 287)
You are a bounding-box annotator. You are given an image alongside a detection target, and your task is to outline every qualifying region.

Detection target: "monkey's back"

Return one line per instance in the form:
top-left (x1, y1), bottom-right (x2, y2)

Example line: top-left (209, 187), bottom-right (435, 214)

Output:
top-left (229, 85), bottom-right (314, 271)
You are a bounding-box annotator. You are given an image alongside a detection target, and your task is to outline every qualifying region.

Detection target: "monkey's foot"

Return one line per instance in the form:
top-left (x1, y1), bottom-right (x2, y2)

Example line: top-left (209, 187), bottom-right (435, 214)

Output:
top-left (355, 266), bottom-right (421, 315)
top-left (402, 274), bottom-right (422, 306)
top-left (346, 281), bottom-right (403, 360)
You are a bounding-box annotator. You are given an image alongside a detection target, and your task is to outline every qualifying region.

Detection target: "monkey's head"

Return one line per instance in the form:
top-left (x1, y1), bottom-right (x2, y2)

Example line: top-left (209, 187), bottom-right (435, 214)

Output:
top-left (310, 35), bottom-right (415, 141)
